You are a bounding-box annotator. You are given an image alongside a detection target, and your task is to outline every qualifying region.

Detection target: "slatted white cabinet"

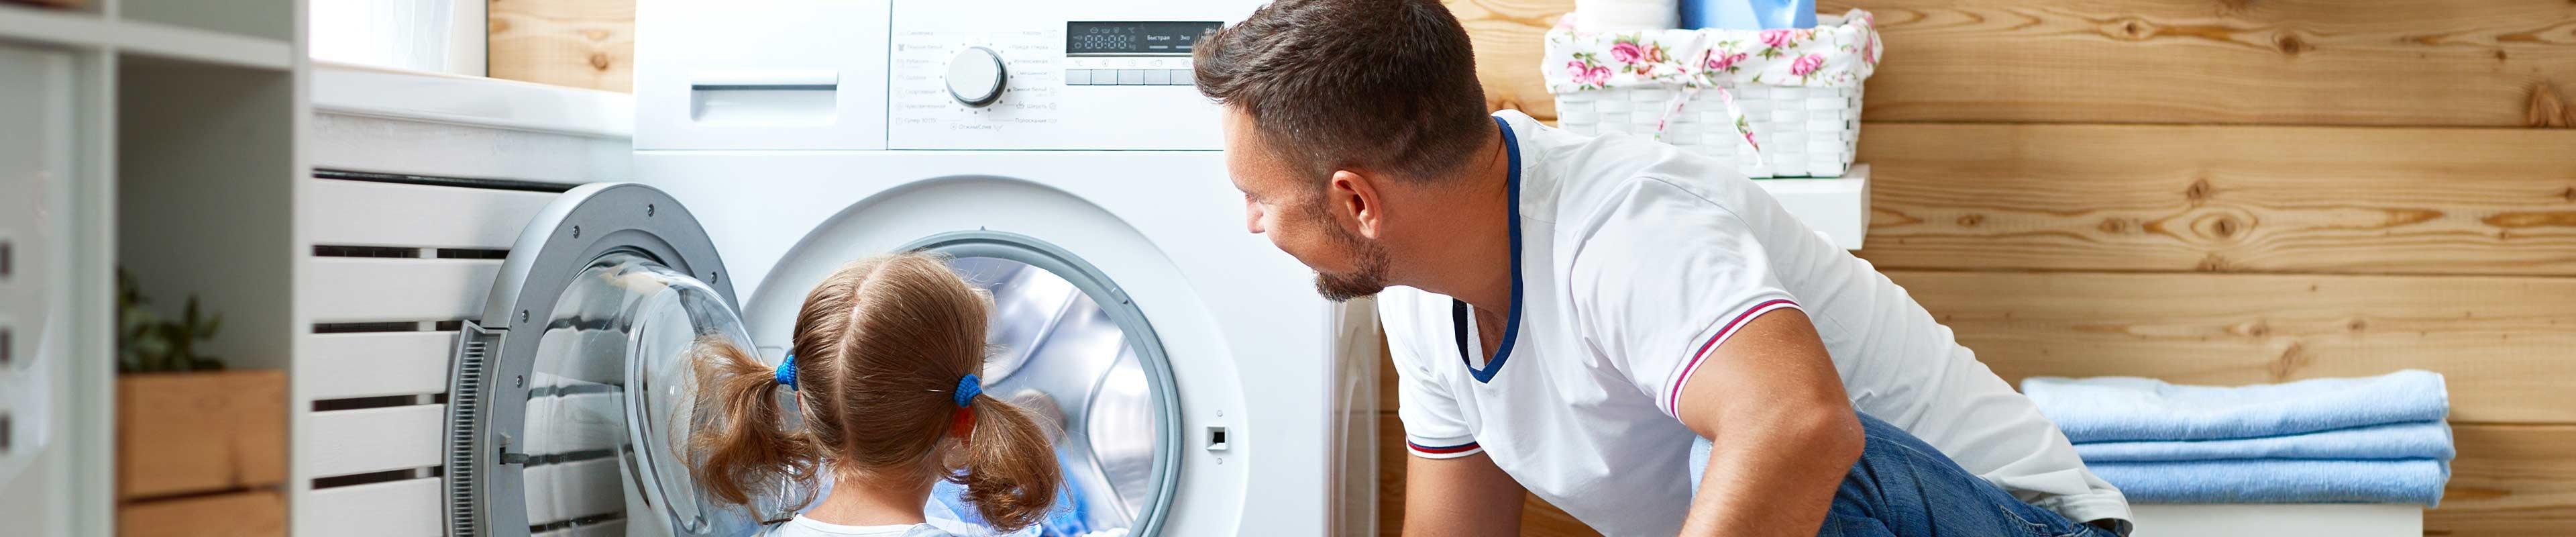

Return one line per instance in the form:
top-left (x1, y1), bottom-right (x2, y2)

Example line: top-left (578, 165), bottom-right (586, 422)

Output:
top-left (297, 66), bottom-right (632, 536)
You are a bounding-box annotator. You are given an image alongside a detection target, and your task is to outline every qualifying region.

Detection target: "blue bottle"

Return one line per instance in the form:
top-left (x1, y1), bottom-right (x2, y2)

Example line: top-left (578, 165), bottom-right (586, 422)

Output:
top-left (1680, 0), bottom-right (1817, 30)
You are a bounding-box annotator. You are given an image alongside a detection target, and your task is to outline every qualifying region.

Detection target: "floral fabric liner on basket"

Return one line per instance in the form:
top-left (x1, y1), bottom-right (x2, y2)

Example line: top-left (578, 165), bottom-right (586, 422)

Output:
top-left (1542, 9), bottom-right (1882, 174)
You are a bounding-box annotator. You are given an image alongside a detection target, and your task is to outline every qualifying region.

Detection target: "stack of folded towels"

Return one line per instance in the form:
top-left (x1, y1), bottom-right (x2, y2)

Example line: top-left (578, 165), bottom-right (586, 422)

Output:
top-left (2022, 370), bottom-right (2453, 505)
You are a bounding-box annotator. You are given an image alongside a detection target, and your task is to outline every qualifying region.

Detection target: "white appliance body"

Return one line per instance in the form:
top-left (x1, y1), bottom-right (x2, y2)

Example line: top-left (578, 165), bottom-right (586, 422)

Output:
top-left (636, 152), bottom-right (1333, 536)
top-left (629, 0), bottom-right (1346, 535)
top-left (636, 0), bottom-right (1241, 152)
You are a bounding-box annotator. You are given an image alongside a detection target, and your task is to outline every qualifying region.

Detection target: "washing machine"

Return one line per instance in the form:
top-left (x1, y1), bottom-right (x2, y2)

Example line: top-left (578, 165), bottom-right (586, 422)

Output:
top-left (434, 1), bottom-right (1368, 536)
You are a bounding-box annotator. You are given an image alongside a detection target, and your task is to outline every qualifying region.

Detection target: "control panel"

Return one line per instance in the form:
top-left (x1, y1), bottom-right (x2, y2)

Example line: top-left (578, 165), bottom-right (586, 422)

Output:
top-left (638, 0), bottom-right (1263, 152)
top-left (1063, 21), bottom-right (1215, 88)
top-left (888, 1), bottom-right (1255, 150)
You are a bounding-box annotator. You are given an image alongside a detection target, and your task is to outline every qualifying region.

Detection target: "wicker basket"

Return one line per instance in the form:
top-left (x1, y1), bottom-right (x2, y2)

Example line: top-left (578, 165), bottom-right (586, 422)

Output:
top-left (1543, 10), bottom-right (1880, 178)
top-left (1556, 85), bottom-right (1860, 178)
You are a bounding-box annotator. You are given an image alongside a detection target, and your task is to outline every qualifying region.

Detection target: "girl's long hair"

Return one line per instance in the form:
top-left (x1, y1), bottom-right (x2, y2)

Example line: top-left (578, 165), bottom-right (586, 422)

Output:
top-left (688, 253), bottom-right (1061, 531)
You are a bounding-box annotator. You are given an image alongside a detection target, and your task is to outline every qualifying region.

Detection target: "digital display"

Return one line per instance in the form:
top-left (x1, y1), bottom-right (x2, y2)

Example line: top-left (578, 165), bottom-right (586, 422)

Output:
top-left (1067, 21), bottom-right (1222, 56)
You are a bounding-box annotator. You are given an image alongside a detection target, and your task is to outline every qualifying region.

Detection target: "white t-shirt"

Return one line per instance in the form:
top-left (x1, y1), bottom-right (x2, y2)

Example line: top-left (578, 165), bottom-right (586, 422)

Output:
top-left (759, 516), bottom-right (953, 537)
top-left (1381, 111), bottom-right (2128, 536)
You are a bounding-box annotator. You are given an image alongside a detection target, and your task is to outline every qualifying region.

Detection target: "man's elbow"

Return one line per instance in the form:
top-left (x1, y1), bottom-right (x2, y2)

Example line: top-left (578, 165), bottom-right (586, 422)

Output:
top-left (1803, 405), bottom-right (1866, 469)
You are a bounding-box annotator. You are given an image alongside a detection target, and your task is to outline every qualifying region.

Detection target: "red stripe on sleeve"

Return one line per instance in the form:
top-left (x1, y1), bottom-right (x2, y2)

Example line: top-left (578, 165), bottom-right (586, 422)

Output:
top-left (1407, 441), bottom-right (1482, 454)
top-left (1664, 299), bottom-right (1800, 416)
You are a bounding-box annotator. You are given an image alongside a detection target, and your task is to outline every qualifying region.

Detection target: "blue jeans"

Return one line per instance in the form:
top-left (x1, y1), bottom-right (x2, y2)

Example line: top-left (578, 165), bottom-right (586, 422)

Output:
top-left (1689, 412), bottom-right (2112, 537)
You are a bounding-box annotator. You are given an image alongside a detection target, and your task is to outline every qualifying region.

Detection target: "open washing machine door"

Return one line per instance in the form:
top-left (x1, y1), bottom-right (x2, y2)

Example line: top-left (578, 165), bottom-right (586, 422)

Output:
top-left (445, 183), bottom-right (765, 537)
top-left (447, 183), bottom-right (1183, 537)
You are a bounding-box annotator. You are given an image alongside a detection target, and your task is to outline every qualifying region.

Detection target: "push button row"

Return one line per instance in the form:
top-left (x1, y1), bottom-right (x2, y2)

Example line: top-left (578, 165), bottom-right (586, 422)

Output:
top-left (1064, 68), bottom-right (1195, 86)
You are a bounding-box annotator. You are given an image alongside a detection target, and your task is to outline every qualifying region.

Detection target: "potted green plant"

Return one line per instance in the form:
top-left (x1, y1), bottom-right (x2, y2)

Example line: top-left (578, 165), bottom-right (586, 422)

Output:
top-left (117, 270), bottom-right (227, 375)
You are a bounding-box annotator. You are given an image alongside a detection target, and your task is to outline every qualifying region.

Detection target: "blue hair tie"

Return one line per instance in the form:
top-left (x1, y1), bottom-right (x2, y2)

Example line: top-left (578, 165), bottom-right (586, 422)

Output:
top-left (774, 354), bottom-right (798, 390)
top-left (953, 374), bottom-right (982, 407)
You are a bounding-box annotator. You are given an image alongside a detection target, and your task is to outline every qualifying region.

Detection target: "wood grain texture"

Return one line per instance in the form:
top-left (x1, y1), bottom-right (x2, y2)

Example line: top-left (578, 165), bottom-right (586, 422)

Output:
top-left (117, 489), bottom-right (287, 537)
top-left (1888, 271), bottom-right (2576, 423)
top-left (487, 0), bottom-right (634, 93)
top-left (1447, 0), bottom-right (1575, 120)
top-left (1376, 414), bottom-right (1603, 537)
top-left (117, 371), bottom-right (288, 501)
top-left (2435, 424), bottom-right (2576, 534)
top-left (1378, 358), bottom-right (1398, 420)
top-left (1817, 0), bottom-right (2576, 126)
top-left (1854, 124), bottom-right (2576, 276)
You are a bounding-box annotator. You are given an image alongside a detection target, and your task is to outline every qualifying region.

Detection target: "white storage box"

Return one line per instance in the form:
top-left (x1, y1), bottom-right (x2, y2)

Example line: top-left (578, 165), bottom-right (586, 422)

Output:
top-left (1544, 10), bottom-right (1882, 178)
top-left (1752, 164), bottom-right (1868, 250)
top-left (2130, 503), bottom-right (2422, 537)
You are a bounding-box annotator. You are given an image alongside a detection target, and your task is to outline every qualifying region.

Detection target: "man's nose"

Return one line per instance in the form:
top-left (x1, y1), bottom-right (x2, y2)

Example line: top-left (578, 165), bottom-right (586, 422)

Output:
top-left (1244, 198), bottom-right (1267, 234)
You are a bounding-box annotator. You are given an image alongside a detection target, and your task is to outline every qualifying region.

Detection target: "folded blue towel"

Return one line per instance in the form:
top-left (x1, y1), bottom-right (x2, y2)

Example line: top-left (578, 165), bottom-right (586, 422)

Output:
top-left (2073, 421), bottom-right (2455, 462)
top-left (2087, 459), bottom-right (2448, 506)
top-left (2022, 370), bottom-right (2448, 442)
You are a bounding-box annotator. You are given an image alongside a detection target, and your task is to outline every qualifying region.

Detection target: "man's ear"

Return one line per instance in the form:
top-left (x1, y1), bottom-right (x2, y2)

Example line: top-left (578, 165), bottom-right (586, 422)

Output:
top-left (1328, 169), bottom-right (1385, 240)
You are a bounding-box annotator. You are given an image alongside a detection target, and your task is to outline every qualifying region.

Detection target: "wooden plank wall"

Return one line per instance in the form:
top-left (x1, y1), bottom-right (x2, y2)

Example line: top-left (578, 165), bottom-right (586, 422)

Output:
top-left (1401, 0), bottom-right (2576, 535)
top-left (486, 0), bottom-right (634, 92)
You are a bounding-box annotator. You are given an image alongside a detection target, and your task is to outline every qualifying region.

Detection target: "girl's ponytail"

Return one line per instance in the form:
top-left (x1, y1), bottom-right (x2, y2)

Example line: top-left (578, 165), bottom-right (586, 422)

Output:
top-left (683, 252), bottom-right (1066, 530)
top-left (686, 336), bottom-right (818, 510)
top-left (953, 393), bottom-right (1063, 532)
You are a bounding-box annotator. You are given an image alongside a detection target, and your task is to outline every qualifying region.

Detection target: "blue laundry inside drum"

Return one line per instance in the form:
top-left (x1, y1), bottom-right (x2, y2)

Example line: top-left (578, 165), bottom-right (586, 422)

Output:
top-left (935, 256), bottom-right (1168, 536)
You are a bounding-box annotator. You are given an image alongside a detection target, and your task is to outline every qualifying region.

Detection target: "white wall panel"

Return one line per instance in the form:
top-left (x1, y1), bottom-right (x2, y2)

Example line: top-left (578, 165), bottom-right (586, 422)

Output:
top-left (306, 477), bottom-right (443, 537)
top-left (307, 404), bottom-right (444, 477)
top-left (307, 258), bottom-right (500, 324)
top-left (303, 331), bottom-right (456, 400)
top-left (307, 179), bottom-right (554, 250)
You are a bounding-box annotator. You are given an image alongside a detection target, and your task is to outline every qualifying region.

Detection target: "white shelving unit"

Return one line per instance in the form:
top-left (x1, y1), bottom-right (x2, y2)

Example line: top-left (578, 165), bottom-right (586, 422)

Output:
top-left (0, 2), bottom-right (294, 70)
top-left (0, 1), bottom-right (305, 535)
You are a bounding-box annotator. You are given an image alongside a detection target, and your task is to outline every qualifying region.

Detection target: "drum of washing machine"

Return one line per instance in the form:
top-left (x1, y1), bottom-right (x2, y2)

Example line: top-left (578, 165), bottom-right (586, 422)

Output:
top-left (506, 251), bottom-right (1174, 537)
top-left (930, 255), bottom-right (1172, 537)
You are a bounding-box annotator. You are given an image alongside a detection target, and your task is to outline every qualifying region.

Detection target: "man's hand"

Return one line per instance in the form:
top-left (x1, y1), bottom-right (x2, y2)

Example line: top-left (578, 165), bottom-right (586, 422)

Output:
top-left (1402, 452), bottom-right (1527, 536)
top-left (1673, 309), bottom-right (1864, 536)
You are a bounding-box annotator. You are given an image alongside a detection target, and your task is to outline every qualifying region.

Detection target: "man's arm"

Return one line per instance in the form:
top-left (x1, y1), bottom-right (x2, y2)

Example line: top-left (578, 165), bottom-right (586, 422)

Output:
top-left (1673, 309), bottom-right (1864, 536)
top-left (1403, 452), bottom-right (1527, 536)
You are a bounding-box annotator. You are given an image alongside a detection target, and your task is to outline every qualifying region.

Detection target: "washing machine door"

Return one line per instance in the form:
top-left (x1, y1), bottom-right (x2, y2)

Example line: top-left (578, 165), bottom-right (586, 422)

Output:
top-left (447, 183), bottom-right (768, 537)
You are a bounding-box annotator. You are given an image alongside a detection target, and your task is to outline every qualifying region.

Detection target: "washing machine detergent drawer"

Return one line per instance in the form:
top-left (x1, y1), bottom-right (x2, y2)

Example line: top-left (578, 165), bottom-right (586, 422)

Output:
top-left (634, 0), bottom-right (891, 151)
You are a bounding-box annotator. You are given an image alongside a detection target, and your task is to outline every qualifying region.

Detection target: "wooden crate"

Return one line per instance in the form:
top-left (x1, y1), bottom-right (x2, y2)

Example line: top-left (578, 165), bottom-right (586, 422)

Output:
top-left (116, 370), bottom-right (288, 501)
top-left (116, 489), bottom-right (286, 537)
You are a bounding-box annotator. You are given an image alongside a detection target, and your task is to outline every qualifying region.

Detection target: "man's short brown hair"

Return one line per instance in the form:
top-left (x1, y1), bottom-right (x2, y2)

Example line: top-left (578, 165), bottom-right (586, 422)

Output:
top-left (1193, 0), bottom-right (1491, 184)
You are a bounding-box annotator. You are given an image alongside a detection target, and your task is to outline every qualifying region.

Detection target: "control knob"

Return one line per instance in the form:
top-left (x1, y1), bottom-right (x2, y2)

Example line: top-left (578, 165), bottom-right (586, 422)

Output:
top-left (945, 46), bottom-right (1006, 107)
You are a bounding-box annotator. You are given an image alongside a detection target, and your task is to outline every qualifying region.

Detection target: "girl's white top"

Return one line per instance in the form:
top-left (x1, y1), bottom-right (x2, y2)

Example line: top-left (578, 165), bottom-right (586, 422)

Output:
top-left (759, 516), bottom-right (953, 537)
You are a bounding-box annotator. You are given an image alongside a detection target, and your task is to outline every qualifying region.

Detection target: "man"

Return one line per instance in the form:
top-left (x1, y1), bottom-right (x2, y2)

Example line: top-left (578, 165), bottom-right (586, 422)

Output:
top-left (1191, 1), bottom-right (2131, 536)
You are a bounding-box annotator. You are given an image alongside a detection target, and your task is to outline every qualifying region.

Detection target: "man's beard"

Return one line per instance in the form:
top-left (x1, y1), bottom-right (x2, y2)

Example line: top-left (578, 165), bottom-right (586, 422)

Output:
top-left (1311, 217), bottom-right (1392, 302)
top-left (1313, 246), bottom-right (1390, 302)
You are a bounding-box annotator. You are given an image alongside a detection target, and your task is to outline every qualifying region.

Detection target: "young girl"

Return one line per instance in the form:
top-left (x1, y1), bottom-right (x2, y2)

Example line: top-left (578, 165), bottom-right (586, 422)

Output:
top-left (688, 252), bottom-right (1061, 536)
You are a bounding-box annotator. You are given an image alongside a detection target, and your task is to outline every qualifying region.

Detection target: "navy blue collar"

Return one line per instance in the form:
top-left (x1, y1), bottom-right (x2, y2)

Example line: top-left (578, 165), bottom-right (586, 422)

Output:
top-left (1453, 116), bottom-right (1524, 383)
